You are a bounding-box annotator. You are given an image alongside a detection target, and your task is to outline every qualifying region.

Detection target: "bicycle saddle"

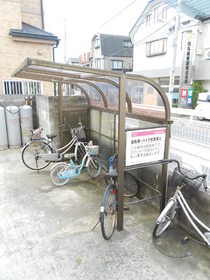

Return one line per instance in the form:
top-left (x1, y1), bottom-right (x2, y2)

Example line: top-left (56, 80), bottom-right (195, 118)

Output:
top-left (46, 133), bottom-right (57, 140)
top-left (104, 169), bottom-right (118, 179)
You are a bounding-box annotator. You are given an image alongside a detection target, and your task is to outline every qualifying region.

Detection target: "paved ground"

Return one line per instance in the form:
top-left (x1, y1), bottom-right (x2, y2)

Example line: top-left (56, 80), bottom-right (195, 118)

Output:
top-left (1, 148), bottom-right (210, 280)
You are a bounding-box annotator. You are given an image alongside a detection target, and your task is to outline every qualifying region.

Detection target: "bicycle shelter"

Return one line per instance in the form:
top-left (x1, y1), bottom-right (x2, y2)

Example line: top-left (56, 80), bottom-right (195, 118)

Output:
top-left (12, 58), bottom-right (171, 231)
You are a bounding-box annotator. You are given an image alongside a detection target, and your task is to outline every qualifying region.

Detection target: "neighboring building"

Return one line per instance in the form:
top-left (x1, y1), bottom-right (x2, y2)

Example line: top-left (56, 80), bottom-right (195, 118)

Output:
top-left (79, 52), bottom-right (91, 67)
top-left (90, 33), bottom-right (133, 72)
top-left (0, 0), bottom-right (59, 96)
top-left (66, 57), bottom-right (80, 66)
top-left (129, 0), bottom-right (210, 106)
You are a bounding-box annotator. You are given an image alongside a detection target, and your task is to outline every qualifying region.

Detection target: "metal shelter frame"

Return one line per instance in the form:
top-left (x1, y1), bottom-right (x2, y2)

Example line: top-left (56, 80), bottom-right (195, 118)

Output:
top-left (12, 58), bottom-right (171, 231)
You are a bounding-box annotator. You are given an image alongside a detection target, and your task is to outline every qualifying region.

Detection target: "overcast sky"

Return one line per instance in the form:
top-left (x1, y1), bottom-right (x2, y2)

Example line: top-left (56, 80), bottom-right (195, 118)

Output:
top-left (43, 0), bottom-right (148, 62)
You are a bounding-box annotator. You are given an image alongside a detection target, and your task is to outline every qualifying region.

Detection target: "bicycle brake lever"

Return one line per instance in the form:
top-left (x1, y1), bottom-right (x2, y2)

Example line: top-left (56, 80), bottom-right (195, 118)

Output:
top-left (203, 176), bottom-right (208, 192)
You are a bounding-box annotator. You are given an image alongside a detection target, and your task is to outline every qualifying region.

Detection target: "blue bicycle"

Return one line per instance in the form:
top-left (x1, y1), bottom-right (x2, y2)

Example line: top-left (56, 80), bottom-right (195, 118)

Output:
top-left (50, 142), bottom-right (101, 186)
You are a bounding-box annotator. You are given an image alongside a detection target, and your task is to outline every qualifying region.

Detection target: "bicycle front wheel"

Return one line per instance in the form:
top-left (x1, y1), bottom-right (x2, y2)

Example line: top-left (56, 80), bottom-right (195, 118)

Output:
top-left (50, 162), bottom-right (71, 187)
top-left (124, 172), bottom-right (140, 197)
top-left (87, 158), bottom-right (101, 178)
top-left (22, 140), bottom-right (53, 170)
top-left (100, 184), bottom-right (117, 240)
top-left (153, 199), bottom-right (177, 239)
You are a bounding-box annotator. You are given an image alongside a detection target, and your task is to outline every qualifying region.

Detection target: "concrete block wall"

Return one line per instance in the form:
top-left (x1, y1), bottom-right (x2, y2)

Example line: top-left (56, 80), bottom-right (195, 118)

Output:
top-left (35, 95), bottom-right (88, 147)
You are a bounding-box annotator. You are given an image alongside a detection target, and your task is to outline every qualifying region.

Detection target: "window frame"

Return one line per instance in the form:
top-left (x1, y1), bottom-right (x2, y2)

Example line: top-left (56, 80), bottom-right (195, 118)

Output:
top-left (111, 60), bottom-right (123, 70)
top-left (146, 38), bottom-right (167, 57)
top-left (3, 80), bottom-right (42, 95)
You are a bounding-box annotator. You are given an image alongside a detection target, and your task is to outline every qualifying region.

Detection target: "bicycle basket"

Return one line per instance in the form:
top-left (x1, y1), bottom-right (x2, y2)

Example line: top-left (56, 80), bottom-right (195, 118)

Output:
top-left (30, 128), bottom-right (43, 140)
top-left (89, 145), bottom-right (99, 156)
top-left (76, 126), bottom-right (86, 140)
top-left (169, 167), bottom-right (203, 199)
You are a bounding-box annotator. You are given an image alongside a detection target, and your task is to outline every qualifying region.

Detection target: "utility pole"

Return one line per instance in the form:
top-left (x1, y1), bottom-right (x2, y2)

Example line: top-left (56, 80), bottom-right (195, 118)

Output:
top-left (168, 0), bottom-right (182, 106)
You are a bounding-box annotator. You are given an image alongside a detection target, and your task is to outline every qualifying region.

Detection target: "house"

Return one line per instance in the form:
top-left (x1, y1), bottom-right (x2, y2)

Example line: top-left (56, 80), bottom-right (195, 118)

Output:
top-left (90, 33), bottom-right (133, 72)
top-left (0, 0), bottom-right (59, 96)
top-left (129, 0), bottom-right (210, 106)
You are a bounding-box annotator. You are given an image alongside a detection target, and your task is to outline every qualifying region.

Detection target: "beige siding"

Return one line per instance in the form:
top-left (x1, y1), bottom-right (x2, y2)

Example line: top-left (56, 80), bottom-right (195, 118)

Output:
top-left (20, 0), bottom-right (42, 29)
top-left (0, 0), bottom-right (56, 96)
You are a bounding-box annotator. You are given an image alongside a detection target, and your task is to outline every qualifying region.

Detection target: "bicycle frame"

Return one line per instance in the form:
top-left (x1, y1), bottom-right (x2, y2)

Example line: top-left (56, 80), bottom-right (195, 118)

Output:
top-left (38, 135), bottom-right (78, 162)
top-left (56, 147), bottom-right (96, 180)
top-left (173, 187), bottom-right (210, 247)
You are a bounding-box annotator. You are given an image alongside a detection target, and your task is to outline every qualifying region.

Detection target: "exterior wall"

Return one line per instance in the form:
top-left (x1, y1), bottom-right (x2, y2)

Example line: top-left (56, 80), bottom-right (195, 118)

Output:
top-left (20, 0), bottom-right (42, 29)
top-left (35, 95), bottom-right (88, 146)
top-left (103, 56), bottom-right (133, 72)
top-left (0, 0), bottom-right (55, 96)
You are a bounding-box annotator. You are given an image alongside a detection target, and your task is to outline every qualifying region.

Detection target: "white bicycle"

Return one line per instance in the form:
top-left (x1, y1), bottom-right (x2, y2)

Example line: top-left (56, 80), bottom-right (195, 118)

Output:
top-left (153, 160), bottom-right (210, 247)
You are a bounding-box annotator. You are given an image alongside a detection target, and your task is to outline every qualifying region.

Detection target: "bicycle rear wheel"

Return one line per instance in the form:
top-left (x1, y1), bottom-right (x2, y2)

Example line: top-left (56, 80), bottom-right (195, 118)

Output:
top-left (22, 140), bottom-right (53, 170)
top-left (124, 172), bottom-right (140, 197)
top-left (100, 184), bottom-right (117, 240)
top-left (75, 143), bottom-right (86, 165)
top-left (50, 162), bottom-right (71, 187)
top-left (153, 200), bottom-right (177, 239)
top-left (87, 158), bottom-right (101, 178)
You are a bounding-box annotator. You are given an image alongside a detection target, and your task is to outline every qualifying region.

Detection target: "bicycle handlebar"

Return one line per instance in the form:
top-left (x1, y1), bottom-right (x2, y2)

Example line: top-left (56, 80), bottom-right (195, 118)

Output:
top-left (167, 159), bottom-right (207, 190)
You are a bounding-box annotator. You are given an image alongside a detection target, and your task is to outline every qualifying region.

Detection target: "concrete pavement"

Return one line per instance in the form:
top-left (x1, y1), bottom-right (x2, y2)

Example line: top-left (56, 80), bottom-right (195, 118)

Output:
top-left (0, 148), bottom-right (210, 280)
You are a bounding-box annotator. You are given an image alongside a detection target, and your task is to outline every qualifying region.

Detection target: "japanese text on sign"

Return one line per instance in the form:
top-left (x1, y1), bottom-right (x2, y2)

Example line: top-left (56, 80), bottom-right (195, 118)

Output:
top-left (126, 127), bottom-right (166, 166)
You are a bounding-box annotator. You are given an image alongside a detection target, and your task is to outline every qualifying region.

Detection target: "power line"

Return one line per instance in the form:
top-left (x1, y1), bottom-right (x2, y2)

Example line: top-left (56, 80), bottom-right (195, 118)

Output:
top-left (98, 0), bottom-right (140, 29)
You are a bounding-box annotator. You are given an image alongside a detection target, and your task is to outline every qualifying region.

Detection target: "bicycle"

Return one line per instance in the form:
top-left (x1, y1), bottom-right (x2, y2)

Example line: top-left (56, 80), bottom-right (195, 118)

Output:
top-left (100, 154), bottom-right (140, 240)
top-left (21, 122), bottom-right (87, 171)
top-left (152, 160), bottom-right (210, 247)
top-left (50, 141), bottom-right (101, 187)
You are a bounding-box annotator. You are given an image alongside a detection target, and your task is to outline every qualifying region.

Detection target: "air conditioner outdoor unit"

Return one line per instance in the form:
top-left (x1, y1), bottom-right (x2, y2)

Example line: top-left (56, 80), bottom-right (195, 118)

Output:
top-left (196, 48), bottom-right (203, 55)
top-left (205, 49), bottom-right (210, 60)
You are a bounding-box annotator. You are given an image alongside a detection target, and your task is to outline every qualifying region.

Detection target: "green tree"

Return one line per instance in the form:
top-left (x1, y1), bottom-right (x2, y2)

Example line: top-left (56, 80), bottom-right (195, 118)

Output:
top-left (192, 81), bottom-right (205, 109)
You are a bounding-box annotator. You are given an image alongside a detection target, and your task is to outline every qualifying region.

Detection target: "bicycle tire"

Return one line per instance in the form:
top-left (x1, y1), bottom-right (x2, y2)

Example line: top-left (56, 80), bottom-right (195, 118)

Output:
top-left (87, 158), bottom-right (101, 178)
top-left (100, 184), bottom-right (117, 240)
top-left (104, 172), bottom-right (140, 197)
top-left (50, 162), bottom-right (71, 187)
top-left (22, 140), bottom-right (53, 170)
top-left (75, 143), bottom-right (86, 165)
top-left (124, 172), bottom-right (140, 197)
top-left (153, 199), bottom-right (177, 239)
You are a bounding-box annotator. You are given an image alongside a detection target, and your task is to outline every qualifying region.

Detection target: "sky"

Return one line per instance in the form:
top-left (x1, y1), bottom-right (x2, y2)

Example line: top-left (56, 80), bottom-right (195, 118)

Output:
top-left (43, 0), bottom-right (148, 62)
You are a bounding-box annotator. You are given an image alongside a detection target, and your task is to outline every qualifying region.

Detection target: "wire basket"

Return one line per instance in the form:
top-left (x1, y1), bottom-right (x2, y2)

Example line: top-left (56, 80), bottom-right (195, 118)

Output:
top-left (75, 126), bottom-right (86, 140)
top-left (30, 128), bottom-right (43, 140)
top-left (169, 167), bottom-right (203, 199)
top-left (89, 145), bottom-right (99, 156)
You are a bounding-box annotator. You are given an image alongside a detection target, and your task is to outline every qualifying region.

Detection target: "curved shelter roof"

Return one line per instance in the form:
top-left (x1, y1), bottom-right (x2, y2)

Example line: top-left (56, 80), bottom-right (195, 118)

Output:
top-left (12, 57), bottom-right (170, 124)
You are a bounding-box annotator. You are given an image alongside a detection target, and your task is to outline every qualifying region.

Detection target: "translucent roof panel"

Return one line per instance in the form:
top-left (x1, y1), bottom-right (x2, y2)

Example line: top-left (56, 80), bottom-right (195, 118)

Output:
top-left (126, 79), bottom-right (165, 121)
top-left (92, 81), bottom-right (119, 110)
top-left (80, 83), bottom-right (104, 108)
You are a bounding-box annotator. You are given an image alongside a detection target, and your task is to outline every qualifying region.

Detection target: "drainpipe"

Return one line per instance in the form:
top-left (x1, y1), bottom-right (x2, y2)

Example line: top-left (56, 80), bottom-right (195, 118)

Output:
top-left (52, 40), bottom-right (60, 96)
top-left (40, 0), bottom-right (45, 30)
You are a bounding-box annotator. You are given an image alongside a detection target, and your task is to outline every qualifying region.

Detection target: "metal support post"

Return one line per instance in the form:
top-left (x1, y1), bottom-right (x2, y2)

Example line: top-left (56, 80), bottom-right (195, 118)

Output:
top-left (169, 0), bottom-right (182, 106)
top-left (117, 75), bottom-right (126, 231)
top-left (58, 81), bottom-right (63, 146)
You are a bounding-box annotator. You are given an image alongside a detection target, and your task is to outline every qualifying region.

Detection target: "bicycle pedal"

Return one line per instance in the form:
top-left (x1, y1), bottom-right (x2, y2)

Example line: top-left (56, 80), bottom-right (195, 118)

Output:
top-left (181, 236), bottom-right (190, 245)
top-left (123, 205), bottom-right (130, 211)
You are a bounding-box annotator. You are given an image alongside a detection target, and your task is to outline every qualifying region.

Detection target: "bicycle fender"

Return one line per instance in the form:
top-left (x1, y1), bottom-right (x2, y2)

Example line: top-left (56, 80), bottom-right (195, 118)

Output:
top-left (50, 162), bottom-right (68, 171)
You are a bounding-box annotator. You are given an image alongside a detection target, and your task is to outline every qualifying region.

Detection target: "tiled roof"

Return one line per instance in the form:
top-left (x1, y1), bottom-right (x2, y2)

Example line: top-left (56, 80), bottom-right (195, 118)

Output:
top-left (99, 34), bottom-right (133, 57)
top-left (9, 22), bottom-right (59, 43)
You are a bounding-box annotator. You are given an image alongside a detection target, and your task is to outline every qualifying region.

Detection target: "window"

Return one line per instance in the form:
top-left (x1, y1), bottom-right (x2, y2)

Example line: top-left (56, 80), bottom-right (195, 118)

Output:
top-left (161, 6), bottom-right (167, 20)
top-left (146, 38), bottom-right (167, 56)
top-left (154, 7), bottom-right (159, 23)
top-left (95, 59), bottom-right (101, 69)
top-left (111, 60), bottom-right (123, 70)
top-left (146, 14), bottom-right (152, 26)
top-left (123, 40), bottom-right (132, 47)
top-left (94, 38), bottom-right (100, 48)
top-left (3, 80), bottom-right (42, 95)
